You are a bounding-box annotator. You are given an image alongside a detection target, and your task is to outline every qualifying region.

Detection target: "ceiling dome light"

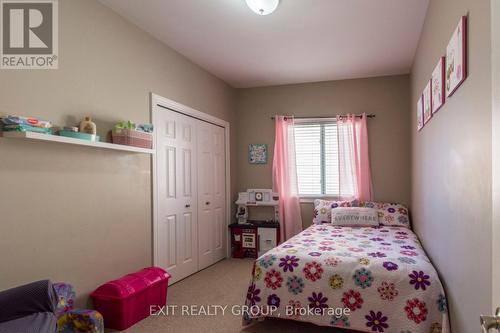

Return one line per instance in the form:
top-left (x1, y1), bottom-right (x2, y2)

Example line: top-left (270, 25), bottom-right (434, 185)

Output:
top-left (245, 0), bottom-right (279, 15)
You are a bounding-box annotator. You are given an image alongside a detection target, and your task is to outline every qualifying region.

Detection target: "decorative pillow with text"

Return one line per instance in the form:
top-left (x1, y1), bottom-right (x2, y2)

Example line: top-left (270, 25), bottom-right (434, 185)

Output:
top-left (331, 207), bottom-right (379, 226)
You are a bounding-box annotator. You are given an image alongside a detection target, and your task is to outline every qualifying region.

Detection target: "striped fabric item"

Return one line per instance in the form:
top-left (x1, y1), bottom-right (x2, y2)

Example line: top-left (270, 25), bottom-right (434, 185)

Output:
top-left (0, 280), bottom-right (58, 333)
top-left (0, 280), bottom-right (58, 323)
top-left (0, 280), bottom-right (104, 333)
top-left (0, 312), bottom-right (57, 333)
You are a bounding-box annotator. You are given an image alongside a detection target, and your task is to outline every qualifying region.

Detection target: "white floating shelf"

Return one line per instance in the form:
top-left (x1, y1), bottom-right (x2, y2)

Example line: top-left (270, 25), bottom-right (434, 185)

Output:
top-left (1, 131), bottom-right (155, 154)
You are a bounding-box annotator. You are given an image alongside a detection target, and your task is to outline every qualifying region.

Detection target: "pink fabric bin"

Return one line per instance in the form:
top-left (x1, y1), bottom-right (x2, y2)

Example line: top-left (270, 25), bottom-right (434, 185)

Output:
top-left (90, 267), bottom-right (170, 330)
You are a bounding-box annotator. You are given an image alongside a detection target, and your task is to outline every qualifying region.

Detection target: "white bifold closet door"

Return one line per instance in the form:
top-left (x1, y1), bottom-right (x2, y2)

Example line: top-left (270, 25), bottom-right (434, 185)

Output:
top-left (197, 121), bottom-right (226, 270)
top-left (156, 110), bottom-right (199, 283)
top-left (156, 107), bottom-right (226, 284)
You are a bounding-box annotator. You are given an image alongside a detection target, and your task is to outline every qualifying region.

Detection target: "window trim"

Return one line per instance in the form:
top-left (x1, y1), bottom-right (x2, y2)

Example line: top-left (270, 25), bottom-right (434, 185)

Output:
top-left (299, 195), bottom-right (342, 203)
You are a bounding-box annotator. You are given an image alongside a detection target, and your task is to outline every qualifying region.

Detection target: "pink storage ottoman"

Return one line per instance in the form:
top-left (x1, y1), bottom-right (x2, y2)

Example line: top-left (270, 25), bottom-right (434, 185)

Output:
top-left (90, 267), bottom-right (170, 330)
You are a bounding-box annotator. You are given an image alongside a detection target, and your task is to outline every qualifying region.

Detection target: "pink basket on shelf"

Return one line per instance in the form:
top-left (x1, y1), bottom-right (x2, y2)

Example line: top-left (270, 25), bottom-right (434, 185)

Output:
top-left (112, 128), bottom-right (152, 149)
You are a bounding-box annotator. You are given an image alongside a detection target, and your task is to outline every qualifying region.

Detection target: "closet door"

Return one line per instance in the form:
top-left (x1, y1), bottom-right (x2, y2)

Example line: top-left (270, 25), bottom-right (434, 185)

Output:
top-left (156, 109), bottom-right (198, 284)
top-left (197, 121), bottom-right (226, 269)
top-left (212, 125), bottom-right (226, 262)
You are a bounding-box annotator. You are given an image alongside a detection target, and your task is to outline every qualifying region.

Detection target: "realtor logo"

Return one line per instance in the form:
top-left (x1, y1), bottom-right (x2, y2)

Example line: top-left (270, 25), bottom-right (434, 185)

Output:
top-left (1, 0), bottom-right (58, 69)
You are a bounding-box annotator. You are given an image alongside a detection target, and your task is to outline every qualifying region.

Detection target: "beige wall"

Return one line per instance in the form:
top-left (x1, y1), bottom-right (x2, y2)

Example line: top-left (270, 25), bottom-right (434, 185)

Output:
top-left (410, 0), bottom-right (492, 332)
top-left (235, 75), bottom-right (411, 228)
top-left (0, 0), bottom-right (236, 306)
top-left (492, 0), bottom-right (500, 311)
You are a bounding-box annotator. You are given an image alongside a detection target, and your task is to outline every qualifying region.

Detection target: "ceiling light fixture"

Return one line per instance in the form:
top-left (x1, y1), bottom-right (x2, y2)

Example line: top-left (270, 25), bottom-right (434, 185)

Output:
top-left (245, 0), bottom-right (279, 16)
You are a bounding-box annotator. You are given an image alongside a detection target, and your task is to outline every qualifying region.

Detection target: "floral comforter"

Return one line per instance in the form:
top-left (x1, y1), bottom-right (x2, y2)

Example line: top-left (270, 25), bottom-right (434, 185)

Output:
top-left (244, 225), bottom-right (449, 333)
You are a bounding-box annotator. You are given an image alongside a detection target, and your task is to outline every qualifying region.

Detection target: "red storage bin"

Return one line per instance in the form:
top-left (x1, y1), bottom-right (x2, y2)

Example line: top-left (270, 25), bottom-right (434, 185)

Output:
top-left (90, 267), bottom-right (170, 330)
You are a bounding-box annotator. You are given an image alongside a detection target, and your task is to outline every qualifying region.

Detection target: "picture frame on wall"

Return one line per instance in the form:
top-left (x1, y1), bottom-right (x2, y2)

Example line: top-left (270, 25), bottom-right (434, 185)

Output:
top-left (417, 95), bottom-right (424, 131)
top-left (423, 80), bottom-right (432, 125)
top-left (446, 16), bottom-right (468, 97)
top-left (248, 144), bottom-right (268, 164)
top-left (431, 57), bottom-right (445, 114)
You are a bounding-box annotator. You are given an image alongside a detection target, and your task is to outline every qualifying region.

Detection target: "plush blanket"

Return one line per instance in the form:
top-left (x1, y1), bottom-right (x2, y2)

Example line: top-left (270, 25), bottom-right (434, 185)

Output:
top-left (244, 225), bottom-right (449, 333)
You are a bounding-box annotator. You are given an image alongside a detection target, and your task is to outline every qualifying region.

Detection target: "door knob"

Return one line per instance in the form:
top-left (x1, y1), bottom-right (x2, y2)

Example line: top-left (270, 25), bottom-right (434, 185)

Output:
top-left (205, 202), bottom-right (210, 205)
top-left (185, 204), bottom-right (191, 208)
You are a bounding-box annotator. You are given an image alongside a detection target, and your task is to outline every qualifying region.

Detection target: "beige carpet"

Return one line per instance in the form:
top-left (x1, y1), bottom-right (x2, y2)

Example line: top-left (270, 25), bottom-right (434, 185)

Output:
top-left (110, 259), bottom-right (354, 333)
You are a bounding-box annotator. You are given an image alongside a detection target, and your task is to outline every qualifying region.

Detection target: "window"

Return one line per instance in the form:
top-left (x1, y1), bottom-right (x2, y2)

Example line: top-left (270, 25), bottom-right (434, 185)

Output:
top-left (293, 120), bottom-right (342, 197)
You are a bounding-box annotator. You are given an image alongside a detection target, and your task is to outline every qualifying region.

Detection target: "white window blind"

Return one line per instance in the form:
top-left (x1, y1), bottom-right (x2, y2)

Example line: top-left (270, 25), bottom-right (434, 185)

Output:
top-left (294, 120), bottom-right (340, 196)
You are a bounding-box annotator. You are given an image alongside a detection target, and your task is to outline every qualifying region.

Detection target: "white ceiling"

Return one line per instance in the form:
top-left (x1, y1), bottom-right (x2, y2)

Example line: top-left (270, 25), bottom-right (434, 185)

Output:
top-left (99, 0), bottom-right (429, 88)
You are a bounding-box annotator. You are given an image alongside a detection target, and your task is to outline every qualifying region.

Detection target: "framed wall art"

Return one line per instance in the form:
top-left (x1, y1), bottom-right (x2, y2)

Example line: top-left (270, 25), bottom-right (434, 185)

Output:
top-left (446, 16), bottom-right (468, 97)
top-left (248, 144), bottom-right (268, 164)
top-left (417, 95), bottom-right (424, 131)
top-left (431, 57), bottom-right (445, 114)
top-left (423, 80), bottom-right (432, 125)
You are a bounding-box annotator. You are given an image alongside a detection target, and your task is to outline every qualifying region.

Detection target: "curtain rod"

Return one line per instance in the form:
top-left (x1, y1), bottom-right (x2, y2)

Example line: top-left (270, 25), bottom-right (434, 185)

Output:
top-left (270, 114), bottom-right (375, 120)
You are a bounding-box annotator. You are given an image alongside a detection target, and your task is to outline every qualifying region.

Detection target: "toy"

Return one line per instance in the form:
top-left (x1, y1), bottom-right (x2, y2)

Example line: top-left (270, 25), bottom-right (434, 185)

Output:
top-left (114, 121), bottom-right (153, 133)
top-left (231, 189), bottom-right (280, 258)
top-left (79, 117), bottom-right (96, 135)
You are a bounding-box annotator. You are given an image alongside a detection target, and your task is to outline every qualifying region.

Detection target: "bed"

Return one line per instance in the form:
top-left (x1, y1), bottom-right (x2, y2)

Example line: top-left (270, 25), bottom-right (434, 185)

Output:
top-left (244, 201), bottom-right (450, 333)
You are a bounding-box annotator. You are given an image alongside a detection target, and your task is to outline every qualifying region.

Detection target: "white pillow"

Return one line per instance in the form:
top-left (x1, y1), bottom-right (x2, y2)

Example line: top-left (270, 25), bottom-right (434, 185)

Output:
top-left (331, 207), bottom-right (379, 227)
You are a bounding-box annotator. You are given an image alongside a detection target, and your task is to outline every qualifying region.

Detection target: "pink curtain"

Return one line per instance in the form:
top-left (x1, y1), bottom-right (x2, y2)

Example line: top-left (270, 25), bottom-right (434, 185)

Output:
top-left (336, 113), bottom-right (374, 201)
top-left (272, 116), bottom-right (303, 241)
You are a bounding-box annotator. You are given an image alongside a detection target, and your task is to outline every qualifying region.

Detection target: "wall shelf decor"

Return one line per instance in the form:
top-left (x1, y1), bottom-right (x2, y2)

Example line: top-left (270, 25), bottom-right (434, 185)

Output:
top-left (432, 57), bottom-right (446, 114)
top-left (446, 16), bottom-right (468, 97)
top-left (423, 80), bottom-right (432, 125)
top-left (1, 131), bottom-right (155, 154)
top-left (248, 144), bottom-right (267, 164)
top-left (417, 95), bottom-right (424, 131)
